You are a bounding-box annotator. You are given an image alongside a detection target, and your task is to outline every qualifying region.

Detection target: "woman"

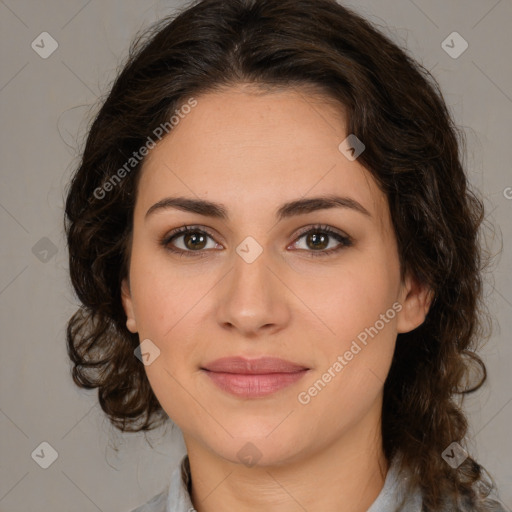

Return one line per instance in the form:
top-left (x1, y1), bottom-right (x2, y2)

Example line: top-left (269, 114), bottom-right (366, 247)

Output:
top-left (64, 0), bottom-right (508, 510)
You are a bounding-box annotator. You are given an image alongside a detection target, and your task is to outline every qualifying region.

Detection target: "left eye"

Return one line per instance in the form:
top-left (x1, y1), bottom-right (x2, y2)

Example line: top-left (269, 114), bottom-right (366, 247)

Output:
top-left (160, 224), bottom-right (352, 257)
top-left (161, 226), bottom-right (218, 254)
top-left (291, 227), bottom-right (352, 256)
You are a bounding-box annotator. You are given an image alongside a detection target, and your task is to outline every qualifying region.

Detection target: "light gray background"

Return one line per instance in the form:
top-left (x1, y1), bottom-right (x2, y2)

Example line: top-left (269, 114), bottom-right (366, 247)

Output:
top-left (0, 1), bottom-right (511, 511)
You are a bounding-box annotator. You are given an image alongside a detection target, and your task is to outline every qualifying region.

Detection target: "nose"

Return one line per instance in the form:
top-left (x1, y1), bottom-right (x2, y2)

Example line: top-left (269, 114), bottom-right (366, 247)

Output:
top-left (214, 247), bottom-right (291, 338)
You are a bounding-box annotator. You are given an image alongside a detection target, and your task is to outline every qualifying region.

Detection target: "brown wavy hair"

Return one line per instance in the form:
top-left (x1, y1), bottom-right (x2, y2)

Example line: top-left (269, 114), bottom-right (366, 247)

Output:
top-left (64, 0), bottom-right (503, 509)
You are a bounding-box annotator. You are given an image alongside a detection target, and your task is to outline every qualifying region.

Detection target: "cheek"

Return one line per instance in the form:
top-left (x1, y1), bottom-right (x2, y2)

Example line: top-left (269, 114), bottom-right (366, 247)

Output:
top-left (128, 251), bottom-right (205, 378)
top-left (141, 360), bottom-right (201, 436)
top-left (305, 254), bottom-right (399, 345)
top-left (302, 248), bottom-right (400, 400)
top-left (128, 249), bottom-right (191, 337)
top-left (130, 265), bottom-right (199, 427)
top-left (297, 270), bottom-right (399, 426)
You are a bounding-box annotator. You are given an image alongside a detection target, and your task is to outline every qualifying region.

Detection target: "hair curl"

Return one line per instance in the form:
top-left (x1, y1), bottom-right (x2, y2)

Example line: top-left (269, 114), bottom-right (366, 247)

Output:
top-left (64, 0), bottom-right (502, 509)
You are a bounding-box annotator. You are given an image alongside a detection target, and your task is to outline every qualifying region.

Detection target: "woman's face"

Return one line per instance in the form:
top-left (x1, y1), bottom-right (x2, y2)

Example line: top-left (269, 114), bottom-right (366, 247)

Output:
top-left (121, 84), bottom-right (430, 466)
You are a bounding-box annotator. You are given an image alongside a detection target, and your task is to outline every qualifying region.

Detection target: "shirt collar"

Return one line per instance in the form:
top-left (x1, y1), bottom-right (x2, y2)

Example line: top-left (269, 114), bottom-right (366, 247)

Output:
top-left (166, 453), bottom-right (195, 511)
top-left (166, 452), bottom-right (422, 512)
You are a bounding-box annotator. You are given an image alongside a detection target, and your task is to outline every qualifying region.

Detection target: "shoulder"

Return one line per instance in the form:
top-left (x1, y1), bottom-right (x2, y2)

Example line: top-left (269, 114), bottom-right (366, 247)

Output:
top-left (453, 493), bottom-right (509, 512)
top-left (128, 489), bottom-right (168, 512)
top-left (422, 481), bottom-right (509, 512)
top-left (386, 452), bottom-right (508, 512)
top-left (127, 454), bottom-right (193, 512)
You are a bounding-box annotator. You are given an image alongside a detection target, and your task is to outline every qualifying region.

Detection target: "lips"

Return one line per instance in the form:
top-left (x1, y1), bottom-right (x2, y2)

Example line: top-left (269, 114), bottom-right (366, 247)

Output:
top-left (201, 356), bottom-right (309, 374)
top-left (201, 356), bottom-right (310, 398)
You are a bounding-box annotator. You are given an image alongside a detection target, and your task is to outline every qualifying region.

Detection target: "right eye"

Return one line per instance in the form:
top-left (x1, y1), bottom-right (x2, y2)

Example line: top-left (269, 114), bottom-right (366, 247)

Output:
top-left (160, 225), bottom-right (221, 257)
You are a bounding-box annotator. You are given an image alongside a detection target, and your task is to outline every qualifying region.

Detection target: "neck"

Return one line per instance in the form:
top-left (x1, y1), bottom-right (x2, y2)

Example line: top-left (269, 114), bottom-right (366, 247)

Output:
top-left (184, 398), bottom-right (389, 512)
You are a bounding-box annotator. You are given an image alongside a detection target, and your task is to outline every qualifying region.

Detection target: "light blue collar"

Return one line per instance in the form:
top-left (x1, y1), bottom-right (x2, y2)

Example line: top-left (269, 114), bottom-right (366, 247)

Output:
top-left (166, 453), bottom-right (422, 512)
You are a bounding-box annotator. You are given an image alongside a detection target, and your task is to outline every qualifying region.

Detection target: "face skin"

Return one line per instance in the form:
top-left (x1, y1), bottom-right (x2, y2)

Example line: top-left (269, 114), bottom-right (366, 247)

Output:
top-left (121, 83), bottom-right (432, 512)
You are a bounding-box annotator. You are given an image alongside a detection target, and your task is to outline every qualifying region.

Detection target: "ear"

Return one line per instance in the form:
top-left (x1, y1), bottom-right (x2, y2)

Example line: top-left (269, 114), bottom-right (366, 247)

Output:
top-left (121, 277), bottom-right (138, 333)
top-left (396, 272), bottom-right (434, 334)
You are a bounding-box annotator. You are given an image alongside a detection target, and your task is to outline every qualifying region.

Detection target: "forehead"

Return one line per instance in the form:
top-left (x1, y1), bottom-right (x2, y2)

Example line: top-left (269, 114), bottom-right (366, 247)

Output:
top-left (135, 84), bottom-right (388, 228)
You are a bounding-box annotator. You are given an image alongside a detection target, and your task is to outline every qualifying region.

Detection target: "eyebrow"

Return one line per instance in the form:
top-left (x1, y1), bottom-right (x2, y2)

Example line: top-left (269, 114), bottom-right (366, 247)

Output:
top-left (145, 194), bottom-right (372, 221)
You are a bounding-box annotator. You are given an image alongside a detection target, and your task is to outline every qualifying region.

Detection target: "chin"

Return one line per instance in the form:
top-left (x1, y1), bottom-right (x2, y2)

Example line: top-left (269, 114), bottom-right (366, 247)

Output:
top-left (207, 430), bottom-right (306, 468)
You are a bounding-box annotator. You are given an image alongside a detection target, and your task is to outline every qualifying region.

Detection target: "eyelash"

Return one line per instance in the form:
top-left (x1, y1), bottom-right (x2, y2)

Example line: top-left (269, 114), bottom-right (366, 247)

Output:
top-left (160, 224), bottom-right (353, 259)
